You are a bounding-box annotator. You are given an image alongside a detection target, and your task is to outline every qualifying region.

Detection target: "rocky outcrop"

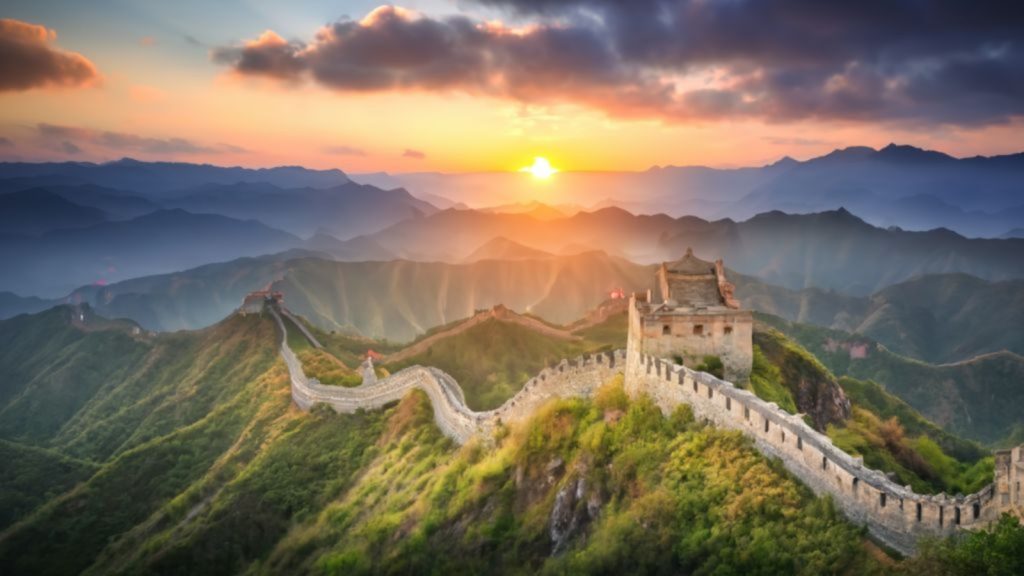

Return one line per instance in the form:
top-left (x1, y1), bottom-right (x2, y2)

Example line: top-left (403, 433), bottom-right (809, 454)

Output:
top-left (754, 329), bottom-right (851, 430)
top-left (271, 303), bottom-right (1018, 557)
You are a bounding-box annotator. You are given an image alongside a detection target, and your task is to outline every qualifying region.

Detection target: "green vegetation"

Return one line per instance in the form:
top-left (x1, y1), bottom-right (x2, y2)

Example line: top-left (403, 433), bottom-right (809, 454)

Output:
top-left (827, 407), bottom-right (992, 495)
top-left (747, 346), bottom-right (798, 413)
top-left (257, 381), bottom-right (882, 575)
top-left (571, 309), bottom-right (628, 348)
top-left (0, 305), bottom-right (1019, 575)
top-left (0, 440), bottom-right (97, 530)
top-left (384, 316), bottom-right (622, 410)
top-left (694, 355), bottom-right (725, 379)
top-left (753, 324), bottom-right (990, 495)
top-left (296, 349), bottom-right (362, 387)
top-left (902, 514), bottom-right (1024, 576)
top-left (758, 312), bottom-right (1024, 445)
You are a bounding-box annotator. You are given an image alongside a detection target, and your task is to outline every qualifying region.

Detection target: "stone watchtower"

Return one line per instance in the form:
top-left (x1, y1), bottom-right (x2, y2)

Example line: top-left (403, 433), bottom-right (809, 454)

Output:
top-left (994, 446), bottom-right (1024, 519)
top-left (628, 248), bottom-right (753, 382)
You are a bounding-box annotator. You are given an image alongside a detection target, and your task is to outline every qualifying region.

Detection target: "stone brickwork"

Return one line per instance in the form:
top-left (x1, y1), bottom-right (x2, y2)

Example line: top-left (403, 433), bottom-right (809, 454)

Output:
top-left (622, 346), bottom-right (1010, 555)
top-left (271, 305), bottom-right (622, 444)
top-left (270, 303), bottom-right (1020, 556)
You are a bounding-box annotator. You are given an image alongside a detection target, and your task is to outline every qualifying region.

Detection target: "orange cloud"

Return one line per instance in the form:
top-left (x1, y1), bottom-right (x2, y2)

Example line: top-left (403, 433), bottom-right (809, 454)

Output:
top-left (0, 18), bottom-right (100, 91)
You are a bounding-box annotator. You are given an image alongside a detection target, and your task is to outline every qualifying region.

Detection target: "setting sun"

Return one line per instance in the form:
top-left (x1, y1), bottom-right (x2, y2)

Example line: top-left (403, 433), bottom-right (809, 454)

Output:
top-left (521, 157), bottom-right (557, 179)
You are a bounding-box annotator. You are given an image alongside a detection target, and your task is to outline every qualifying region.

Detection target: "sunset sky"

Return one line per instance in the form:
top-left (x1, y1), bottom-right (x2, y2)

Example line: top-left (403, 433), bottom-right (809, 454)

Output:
top-left (2, 0), bottom-right (1023, 172)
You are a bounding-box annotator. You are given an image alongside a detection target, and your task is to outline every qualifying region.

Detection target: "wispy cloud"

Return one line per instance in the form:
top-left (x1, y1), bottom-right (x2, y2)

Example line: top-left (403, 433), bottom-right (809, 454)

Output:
top-left (402, 148), bottom-right (426, 159)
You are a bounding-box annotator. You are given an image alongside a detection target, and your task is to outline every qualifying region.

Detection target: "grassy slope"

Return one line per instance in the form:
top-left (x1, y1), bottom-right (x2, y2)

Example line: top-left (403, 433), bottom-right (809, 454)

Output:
top-left (1, 306), bottom-right (1018, 574)
top-left (88, 384), bottom-right (883, 576)
top-left (0, 308), bottom-right (289, 575)
top-left (752, 318), bottom-right (992, 494)
top-left (758, 312), bottom-right (1024, 445)
top-left (0, 440), bottom-right (97, 531)
top-left (384, 314), bottom-right (626, 410)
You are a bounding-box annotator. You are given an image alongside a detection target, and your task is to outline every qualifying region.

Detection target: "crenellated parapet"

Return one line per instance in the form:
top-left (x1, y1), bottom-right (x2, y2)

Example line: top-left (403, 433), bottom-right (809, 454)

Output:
top-left (622, 346), bottom-right (1008, 555)
top-left (269, 304), bottom-right (1020, 556)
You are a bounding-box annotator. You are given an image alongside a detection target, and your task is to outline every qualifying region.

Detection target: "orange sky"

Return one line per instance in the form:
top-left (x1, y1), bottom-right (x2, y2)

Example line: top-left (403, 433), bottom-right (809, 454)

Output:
top-left (2, 5), bottom-right (1024, 173)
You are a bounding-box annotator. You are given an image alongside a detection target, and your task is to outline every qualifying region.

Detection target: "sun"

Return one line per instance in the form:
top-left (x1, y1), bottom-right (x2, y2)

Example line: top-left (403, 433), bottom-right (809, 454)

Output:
top-left (520, 156), bottom-right (557, 179)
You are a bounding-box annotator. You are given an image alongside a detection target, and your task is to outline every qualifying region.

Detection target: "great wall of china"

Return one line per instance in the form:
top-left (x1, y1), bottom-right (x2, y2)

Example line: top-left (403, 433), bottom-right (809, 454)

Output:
top-left (268, 305), bottom-right (1022, 555)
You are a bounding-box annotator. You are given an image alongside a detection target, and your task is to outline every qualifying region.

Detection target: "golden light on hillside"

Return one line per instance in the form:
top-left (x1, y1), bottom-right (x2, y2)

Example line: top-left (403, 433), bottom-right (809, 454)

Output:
top-left (520, 156), bottom-right (557, 179)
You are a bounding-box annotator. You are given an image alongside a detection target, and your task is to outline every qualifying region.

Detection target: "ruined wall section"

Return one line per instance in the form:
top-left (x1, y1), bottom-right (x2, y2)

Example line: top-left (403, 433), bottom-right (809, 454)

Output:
top-left (623, 346), bottom-right (999, 555)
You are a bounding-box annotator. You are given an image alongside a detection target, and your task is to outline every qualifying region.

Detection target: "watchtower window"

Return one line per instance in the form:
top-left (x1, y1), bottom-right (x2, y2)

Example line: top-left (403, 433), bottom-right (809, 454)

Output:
top-left (797, 437), bottom-right (803, 451)
top-left (744, 407), bottom-right (750, 421)
top-left (662, 324), bottom-right (671, 335)
top-left (916, 502), bottom-right (922, 522)
top-left (852, 477), bottom-right (859, 493)
top-left (726, 397), bottom-right (731, 411)
top-left (822, 456), bottom-right (828, 470)
top-left (954, 507), bottom-right (961, 525)
top-left (780, 430), bottom-right (786, 443)
top-left (880, 493), bottom-right (887, 508)
top-left (764, 418), bottom-right (770, 433)
top-left (693, 324), bottom-right (704, 336)
top-left (708, 387), bottom-right (713, 399)
top-left (973, 502), bottom-right (980, 519)
top-left (693, 380), bottom-right (698, 393)
top-left (939, 506), bottom-right (944, 527)
top-left (724, 326), bottom-right (733, 335)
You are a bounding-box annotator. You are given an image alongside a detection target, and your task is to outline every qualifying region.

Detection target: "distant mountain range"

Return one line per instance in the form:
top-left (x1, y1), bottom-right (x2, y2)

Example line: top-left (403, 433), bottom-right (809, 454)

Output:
top-left (0, 209), bottom-right (302, 297)
top-left (353, 144), bottom-right (1024, 238)
top-left (739, 273), bottom-right (1024, 364)
top-left (161, 181), bottom-right (436, 238)
top-left (5, 248), bottom-right (1013, 370)
top-left (762, 313), bottom-right (1024, 445)
top-left (344, 206), bottom-right (1024, 295)
top-left (0, 157), bottom-right (349, 195)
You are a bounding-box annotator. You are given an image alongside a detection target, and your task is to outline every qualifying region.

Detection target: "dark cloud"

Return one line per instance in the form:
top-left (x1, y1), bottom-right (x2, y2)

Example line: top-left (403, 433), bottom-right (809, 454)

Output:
top-left (323, 144), bottom-right (367, 156)
top-left (60, 141), bottom-right (81, 155)
top-left (0, 18), bottom-right (100, 91)
top-left (402, 148), bottom-right (426, 159)
top-left (212, 2), bottom-right (1024, 125)
top-left (36, 124), bottom-right (244, 155)
top-left (0, 137), bottom-right (13, 148)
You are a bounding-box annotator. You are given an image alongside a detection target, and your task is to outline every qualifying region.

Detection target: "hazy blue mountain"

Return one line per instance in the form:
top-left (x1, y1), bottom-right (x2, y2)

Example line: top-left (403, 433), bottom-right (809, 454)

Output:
top-left (163, 181), bottom-right (437, 238)
top-left (0, 188), bottom-right (107, 235)
top-left (0, 210), bottom-right (302, 297)
top-left (739, 273), bottom-right (1024, 363)
top-left (355, 144), bottom-right (1024, 237)
top-left (351, 206), bottom-right (1024, 295)
top-left (43, 184), bottom-right (161, 219)
top-left (0, 158), bottom-right (349, 196)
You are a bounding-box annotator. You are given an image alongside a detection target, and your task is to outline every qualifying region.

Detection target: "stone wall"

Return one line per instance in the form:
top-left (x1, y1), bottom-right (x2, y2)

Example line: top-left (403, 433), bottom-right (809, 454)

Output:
top-left (994, 446), bottom-right (1024, 518)
top-left (271, 304), bottom-right (1019, 556)
top-left (271, 305), bottom-right (623, 445)
top-left (623, 346), bottom-right (1002, 555)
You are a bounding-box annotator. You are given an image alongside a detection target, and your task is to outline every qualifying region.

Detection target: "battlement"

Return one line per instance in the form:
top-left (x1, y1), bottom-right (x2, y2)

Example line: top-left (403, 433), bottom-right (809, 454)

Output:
top-left (239, 290), bottom-right (284, 314)
top-left (269, 302), bottom-right (1020, 556)
top-left (623, 347), bottom-right (1009, 554)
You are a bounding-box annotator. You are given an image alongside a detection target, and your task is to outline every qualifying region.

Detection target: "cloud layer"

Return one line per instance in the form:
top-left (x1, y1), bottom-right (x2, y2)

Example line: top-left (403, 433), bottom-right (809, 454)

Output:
top-left (212, 2), bottom-right (1024, 126)
top-left (0, 19), bottom-right (99, 91)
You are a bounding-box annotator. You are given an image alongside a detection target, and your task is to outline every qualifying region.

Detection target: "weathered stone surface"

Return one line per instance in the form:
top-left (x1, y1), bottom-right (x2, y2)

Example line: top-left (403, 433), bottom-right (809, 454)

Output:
top-left (270, 303), bottom-right (1020, 557)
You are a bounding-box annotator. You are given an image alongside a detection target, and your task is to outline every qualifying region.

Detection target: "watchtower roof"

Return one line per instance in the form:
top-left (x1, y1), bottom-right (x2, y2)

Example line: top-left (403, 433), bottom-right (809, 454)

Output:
top-left (666, 248), bottom-right (716, 276)
top-left (654, 248), bottom-right (741, 310)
